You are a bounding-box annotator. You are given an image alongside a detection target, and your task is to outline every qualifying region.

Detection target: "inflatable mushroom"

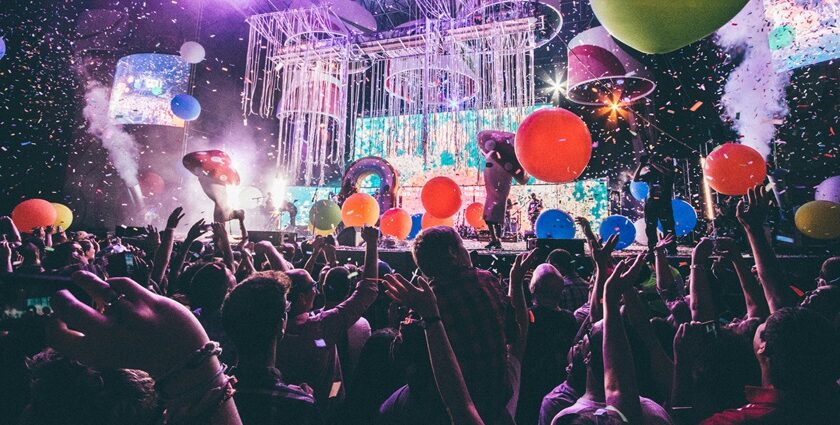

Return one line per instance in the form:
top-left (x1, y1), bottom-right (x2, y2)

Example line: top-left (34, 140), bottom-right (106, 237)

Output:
top-left (182, 150), bottom-right (243, 222)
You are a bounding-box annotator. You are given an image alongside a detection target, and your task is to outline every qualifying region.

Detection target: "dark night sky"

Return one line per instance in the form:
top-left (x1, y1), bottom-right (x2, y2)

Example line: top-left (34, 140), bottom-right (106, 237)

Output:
top-left (1, 0), bottom-right (837, 224)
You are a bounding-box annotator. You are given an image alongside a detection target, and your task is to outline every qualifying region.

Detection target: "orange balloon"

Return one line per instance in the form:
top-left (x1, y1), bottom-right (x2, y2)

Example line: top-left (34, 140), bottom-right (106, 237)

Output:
top-left (703, 143), bottom-right (767, 195)
top-left (421, 213), bottom-right (455, 229)
top-left (380, 208), bottom-right (412, 240)
top-left (515, 108), bottom-right (592, 183)
top-left (341, 193), bottom-right (380, 227)
top-left (421, 176), bottom-right (462, 218)
top-left (465, 202), bottom-right (487, 229)
top-left (12, 199), bottom-right (58, 233)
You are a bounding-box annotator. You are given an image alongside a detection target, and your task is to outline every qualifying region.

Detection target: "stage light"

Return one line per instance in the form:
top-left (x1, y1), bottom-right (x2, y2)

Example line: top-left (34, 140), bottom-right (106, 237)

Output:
top-left (272, 177), bottom-right (287, 204)
top-left (700, 156), bottom-right (716, 220)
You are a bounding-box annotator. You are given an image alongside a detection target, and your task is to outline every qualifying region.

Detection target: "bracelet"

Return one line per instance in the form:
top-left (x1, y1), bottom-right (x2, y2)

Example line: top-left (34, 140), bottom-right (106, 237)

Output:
top-left (155, 342), bottom-right (222, 392)
top-left (421, 316), bottom-right (442, 329)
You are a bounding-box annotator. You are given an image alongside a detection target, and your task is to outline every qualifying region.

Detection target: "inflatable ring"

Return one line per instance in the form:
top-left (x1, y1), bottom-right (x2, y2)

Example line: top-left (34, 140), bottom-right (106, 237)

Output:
top-left (339, 156), bottom-right (399, 212)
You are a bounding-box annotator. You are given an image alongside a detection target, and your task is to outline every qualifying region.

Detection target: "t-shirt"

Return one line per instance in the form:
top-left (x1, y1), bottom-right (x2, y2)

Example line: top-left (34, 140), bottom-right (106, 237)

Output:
top-left (553, 396), bottom-right (673, 425)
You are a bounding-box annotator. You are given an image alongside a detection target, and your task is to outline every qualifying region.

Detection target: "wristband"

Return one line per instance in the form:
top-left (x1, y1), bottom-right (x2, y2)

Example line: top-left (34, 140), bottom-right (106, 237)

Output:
top-left (421, 316), bottom-right (442, 329)
top-left (155, 342), bottom-right (222, 391)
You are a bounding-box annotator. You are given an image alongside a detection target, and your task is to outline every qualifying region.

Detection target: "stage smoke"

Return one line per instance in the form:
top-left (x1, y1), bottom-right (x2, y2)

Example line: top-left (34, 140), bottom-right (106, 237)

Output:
top-left (715, 0), bottom-right (790, 158)
top-left (83, 82), bottom-right (141, 192)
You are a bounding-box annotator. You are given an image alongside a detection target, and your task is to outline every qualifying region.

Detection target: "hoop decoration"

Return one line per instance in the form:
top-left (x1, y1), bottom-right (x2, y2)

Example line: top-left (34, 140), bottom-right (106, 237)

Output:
top-left (384, 52), bottom-right (479, 106)
top-left (467, 0), bottom-right (563, 49)
top-left (341, 156), bottom-right (400, 212)
top-left (565, 26), bottom-right (656, 106)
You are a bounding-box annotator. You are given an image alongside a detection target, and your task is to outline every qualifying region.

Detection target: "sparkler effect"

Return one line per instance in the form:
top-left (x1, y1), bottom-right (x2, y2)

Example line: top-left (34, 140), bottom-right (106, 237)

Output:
top-left (594, 92), bottom-right (630, 123)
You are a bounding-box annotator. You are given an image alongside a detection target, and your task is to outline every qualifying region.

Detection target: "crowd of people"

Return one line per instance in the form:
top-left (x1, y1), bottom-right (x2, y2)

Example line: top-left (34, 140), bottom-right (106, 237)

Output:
top-left (1, 184), bottom-right (839, 425)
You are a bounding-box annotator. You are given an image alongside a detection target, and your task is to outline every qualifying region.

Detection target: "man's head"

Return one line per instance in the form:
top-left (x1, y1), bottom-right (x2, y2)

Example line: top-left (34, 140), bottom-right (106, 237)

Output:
top-left (801, 285), bottom-right (840, 327)
top-left (21, 349), bottom-right (160, 425)
top-left (577, 321), bottom-right (604, 384)
top-left (818, 256), bottom-right (840, 287)
top-left (188, 261), bottom-right (235, 312)
top-left (547, 249), bottom-right (575, 276)
top-left (323, 266), bottom-right (351, 305)
top-left (529, 193), bottom-right (537, 199)
top-left (222, 271), bottom-right (291, 361)
top-left (412, 226), bottom-right (472, 279)
top-left (529, 263), bottom-right (565, 308)
top-left (78, 240), bottom-right (96, 261)
top-left (753, 307), bottom-right (840, 394)
top-left (286, 269), bottom-right (319, 313)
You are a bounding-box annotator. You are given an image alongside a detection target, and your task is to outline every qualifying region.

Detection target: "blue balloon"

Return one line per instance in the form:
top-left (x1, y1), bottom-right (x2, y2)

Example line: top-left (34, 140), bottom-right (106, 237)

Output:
top-left (598, 215), bottom-right (636, 250)
top-left (535, 209), bottom-right (576, 239)
top-left (630, 181), bottom-right (649, 200)
top-left (658, 199), bottom-right (698, 236)
top-left (170, 94), bottom-right (201, 121)
top-left (407, 213), bottom-right (423, 240)
top-left (0, 38), bottom-right (5, 60)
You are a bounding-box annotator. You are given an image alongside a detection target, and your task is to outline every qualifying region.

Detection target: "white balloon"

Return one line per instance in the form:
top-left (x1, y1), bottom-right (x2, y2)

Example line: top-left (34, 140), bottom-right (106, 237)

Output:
top-left (815, 176), bottom-right (840, 205)
top-left (633, 218), bottom-right (662, 246)
top-left (179, 41), bottom-right (205, 64)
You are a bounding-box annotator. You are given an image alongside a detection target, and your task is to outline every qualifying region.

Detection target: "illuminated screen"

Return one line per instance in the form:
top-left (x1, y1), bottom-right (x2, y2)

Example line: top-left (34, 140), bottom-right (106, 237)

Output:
top-left (109, 53), bottom-right (190, 126)
top-left (764, 0), bottom-right (840, 71)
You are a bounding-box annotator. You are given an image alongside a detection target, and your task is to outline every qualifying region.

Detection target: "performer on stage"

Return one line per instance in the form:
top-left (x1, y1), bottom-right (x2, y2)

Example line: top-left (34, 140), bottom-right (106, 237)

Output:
top-left (527, 192), bottom-right (543, 231)
top-left (477, 130), bottom-right (529, 250)
top-left (182, 150), bottom-right (244, 223)
top-left (633, 152), bottom-right (677, 257)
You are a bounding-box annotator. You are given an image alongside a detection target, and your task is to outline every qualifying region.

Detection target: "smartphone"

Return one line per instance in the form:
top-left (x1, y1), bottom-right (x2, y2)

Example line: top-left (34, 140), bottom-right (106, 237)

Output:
top-left (107, 252), bottom-right (136, 277)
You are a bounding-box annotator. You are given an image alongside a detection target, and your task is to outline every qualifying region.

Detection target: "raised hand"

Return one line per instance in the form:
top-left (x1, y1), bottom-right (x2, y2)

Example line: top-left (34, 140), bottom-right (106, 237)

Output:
top-left (691, 237), bottom-right (715, 265)
top-left (166, 207), bottom-right (185, 230)
top-left (361, 225), bottom-right (380, 246)
top-left (510, 249), bottom-right (538, 287)
top-left (383, 273), bottom-right (439, 319)
top-left (736, 184), bottom-right (770, 231)
top-left (574, 216), bottom-right (591, 230)
top-left (185, 218), bottom-right (209, 242)
top-left (714, 237), bottom-right (740, 262)
top-left (46, 271), bottom-right (210, 378)
top-left (672, 322), bottom-right (704, 365)
top-left (654, 234), bottom-right (674, 253)
top-left (603, 253), bottom-right (646, 306)
top-left (590, 233), bottom-right (619, 266)
top-left (146, 225), bottom-right (160, 247)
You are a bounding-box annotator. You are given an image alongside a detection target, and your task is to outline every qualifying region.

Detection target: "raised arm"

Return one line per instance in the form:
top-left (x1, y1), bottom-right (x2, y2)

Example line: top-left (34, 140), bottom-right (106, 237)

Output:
top-left (212, 223), bottom-right (236, 272)
top-left (303, 237), bottom-right (326, 275)
top-left (383, 274), bottom-right (484, 425)
top-left (588, 233), bottom-right (619, 322)
top-left (254, 240), bottom-right (292, 272)
top-left (654, 234), bottom-right (677, 294)
top-left (361, 226), bottom-right (379, 281)
top-left (602, 258), bottom-right (644, 424)
top-left (1, 240), bottom-right (13, 273)
top-left (716, 237), bottom-right (769, 319)
top-left (168, 219), bottom-right (209, 292)
top-left (736, 185), bottom-right (794, 312)
top-left (575, 216), bottom-right (599, 246)
top-left (508, 249), bottom-right (537, 360)
top-left (150, 208), bottom-right (183, 290)
top-left (689, 238), bottom-right (717, 322)
top-left (0, 216), bottom-right (22, 244)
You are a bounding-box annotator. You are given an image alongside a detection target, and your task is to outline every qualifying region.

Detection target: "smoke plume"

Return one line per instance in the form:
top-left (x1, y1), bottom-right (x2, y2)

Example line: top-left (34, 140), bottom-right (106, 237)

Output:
top-left (82, 81), bottom-right (140, 187)
top-left (715, 0), bottom-right (791, 158)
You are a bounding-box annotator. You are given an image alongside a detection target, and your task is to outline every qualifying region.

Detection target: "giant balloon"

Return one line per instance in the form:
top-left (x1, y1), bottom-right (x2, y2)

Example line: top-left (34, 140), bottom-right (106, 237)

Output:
top-left (407, 213), bottom-right (423, 240)
top-left (0, 37), bottom-right (6, 60)
top-left (465, 202), bottom-right (487, 230)
top-left (703, 143), bottom-right (766, 195)
top-left (310, 199), bottom-right (342, 230)
top-left (171, 94), bottom-right (201, 121)
top-left (139, 170), bottom-right (165, 197)
top-left (515, 108), bottom-right (592, 183)
top-left (179, 41), bottom-right (206, 64)
top-left (51, 203), bottom-right (73, 230)
top-left (815, 176), bottom-right (840, 205)
top-left (341, 193), bottom-right (380, 227)
top-left (421, 213), bottom-right (455, 229)
top-left (630, 181), bottom-right (649, 201)
top-left (535, 209), bottom-right (576, 239)
top-left (795, 201), bottom-right (840, 240)
top-left (659, 199), bottom-right (698, 236)
top-left (590, 0), bottom-right (749, 54)
top-left (12, 199), bottom-right (57, 232)
top-left (421, 176), bottom-right (462, 218)
top-left (380, 208), bottom-right (412, 240)
top-left (598, 215), bottom-right (636, 250)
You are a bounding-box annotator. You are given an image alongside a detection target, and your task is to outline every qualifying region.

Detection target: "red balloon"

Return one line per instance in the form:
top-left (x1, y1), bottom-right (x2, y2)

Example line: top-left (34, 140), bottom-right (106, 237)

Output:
top-left (422, 213), bottom-right (455, 229)
top-left (421, 176), bottom-right (462, 218)
top-left (12, 199), bottom-right (58, 233)
top-left (139, 171), bottom-right (165, 197)
top-left (465, 202), bottom-right (487, 230)
top-left (380, 208), bottom-right (412, 240)
top-left (703, 143), bottom-right (767, 195)
top-left (341, 193), bottom-right (380, 227)
top-left (515, 108), bottom-right (592, 183)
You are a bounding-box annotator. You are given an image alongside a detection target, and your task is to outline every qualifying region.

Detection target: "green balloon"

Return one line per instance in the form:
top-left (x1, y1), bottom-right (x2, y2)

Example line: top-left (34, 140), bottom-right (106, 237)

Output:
top-left (591, 0), bottom-right (749, 54)
top-left (309, 200), bottom-right (342, 231)
top-left (769, 25), bottom-right (795, 51)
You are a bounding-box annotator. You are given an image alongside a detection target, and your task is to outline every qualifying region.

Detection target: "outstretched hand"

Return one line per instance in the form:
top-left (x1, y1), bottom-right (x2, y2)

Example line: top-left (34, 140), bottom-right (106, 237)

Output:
top-left (673, 322), bottom-right (704, 364)
top-left (603, 253), bottom-right (646, 306)
top-left (185, 218), bottom-right (209, 242)
top-left (46, 271), bottom-right (209, 378)
top-left (510, 249), bottom-right (538, 287)
top-left (383, 273), bottom-right (439, 319)
top-left (590, 233), bottom-right (619, 266)
top-left (692, 237), bottom-right (715, 265)
top-left (146, 225), bottom-right (160, 247)
top-left (654, 234), bottom-right (674, 253)
top-left (361, 225), bottom-right (380, 246)
top-left (166, 207), bottom-right (185, 230)
top-left (736, 185), bottom-right (770, 231)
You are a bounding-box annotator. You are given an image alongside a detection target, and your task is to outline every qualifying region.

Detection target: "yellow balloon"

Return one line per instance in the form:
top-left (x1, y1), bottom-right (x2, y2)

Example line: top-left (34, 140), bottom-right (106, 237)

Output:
top-left (795, 201), bottom-right (840, 240)
top-left (51, 203), bottom-right (74, 230)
